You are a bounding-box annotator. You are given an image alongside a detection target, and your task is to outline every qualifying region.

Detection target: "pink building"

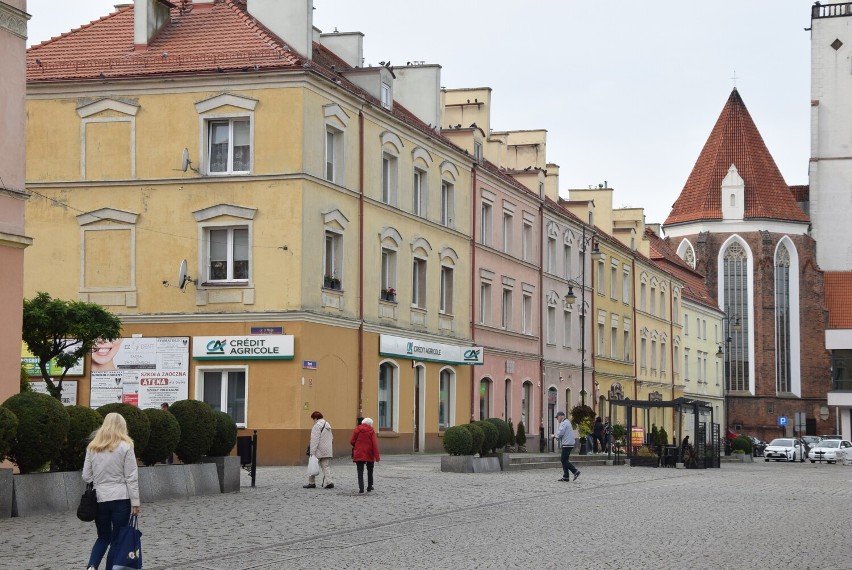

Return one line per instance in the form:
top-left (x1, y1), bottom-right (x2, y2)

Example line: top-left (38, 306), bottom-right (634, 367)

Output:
top-left (0, 0), bottom-right (31, 404)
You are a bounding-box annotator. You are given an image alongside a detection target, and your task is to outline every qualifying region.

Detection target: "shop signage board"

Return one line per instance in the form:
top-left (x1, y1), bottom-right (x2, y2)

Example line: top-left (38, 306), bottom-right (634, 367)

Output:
top-left (29, 380), bottom-right (78, 406)
top-left (379, 334), bottom-right (484, 365)
top-left (192, 335), bottom-right (294, 360)
top-left (90, 337), bottom-right (189, 409)
top-left (21, 341), bottom-right (84, 376)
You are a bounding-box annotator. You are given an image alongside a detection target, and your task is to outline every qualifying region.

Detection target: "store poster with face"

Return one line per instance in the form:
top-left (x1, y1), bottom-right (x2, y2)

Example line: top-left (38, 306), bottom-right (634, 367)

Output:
top-left (90, 337), bottom-right (189, 409)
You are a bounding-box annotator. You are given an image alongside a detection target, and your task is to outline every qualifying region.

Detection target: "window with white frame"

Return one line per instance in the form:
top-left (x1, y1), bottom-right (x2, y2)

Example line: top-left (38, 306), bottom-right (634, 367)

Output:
top-left (380, 82), bottom-right (391, 109)
top-left (481, 201), bottom-right (492, 245)
top-left (650, 284), bottom-right (657, 315)
top-left (441, 181), bottom-right (454, 227)
top-left (412, 257), bottom-right (427, 308)
top-left (381, 247), bottom-right (397, 293)
top-left (640, 282), bottom-right (647, 311)
top-left (438, 368), bottom-right (454, 430)
top-left (207, 227), bottom-right (249, 283)
top-left (378, 362), bottom-right (397, 430)
top-left (547, 305), bottom-right (556, 344)
top-left (502, 211), bottom-right (513, 254)
top-left (673, 295), bottom-right (679, 323)
top-left (610, 263), bottom-right (618, 299)
top-left (597, 259), bottom-right (605, 294)
top-left (696, 316), bottom-right (701, 339)
top-left (659, 291), bottom-right (666, 319)
top-left (702, 319), bottom-right (707, 340)
top-left (479, 377), bottom-right (492, 419)
top-left (200, 369), bottom-right (246, 426)
top-left (480, 281), bottom-right (492, 324)
top-left (413, 168), bottom-right (427, 217)
top-left (521, 381), bottom-right (532, 429)
top-left (547, 237), bottom-right (556, 273)
top-left (563, 242), bottom-right (573, 279)
top-left (324, 230), bottom-right (343, 288)
top-left (611, 324), bottom-right (618, 359)
top-left (523, 221), bottom-right (533, 262)
top-left (325, 126), bottom-right (343, 183)
top-left (684, 312), bottom-right (689, 335)
top-left (563, 308), bottom-right (572, 347)
top-left (673, 345), bottom-right (679, 375)
top-left (474, 141), bottom-right (483, 162)
top-left (660, 341), bottom-right (667, 374)
top-left (597, 322), bottom-right (605, 355)
top-left (501, 287), bottom-right (513, 330)
top-left (651, 340), bottom-right (657, 373)
top-left (382, 153), bottom-right (398, 205)
top-left (207, 118), bottom-right (251, 174)
top-left (684, 349), bottom-right (690, 381)
top-left (623, 329), bottom-right (630, 361)
top-left (622, 269), bottom-right (630, 303)
top-left (504, 379), bottom-right (511, 421)
top-left (522, 294), bottom-right (533, 335)
top-left (640, 338), bottom-right (647, 369)
top-left (440, 265), bottom-right (453, 314)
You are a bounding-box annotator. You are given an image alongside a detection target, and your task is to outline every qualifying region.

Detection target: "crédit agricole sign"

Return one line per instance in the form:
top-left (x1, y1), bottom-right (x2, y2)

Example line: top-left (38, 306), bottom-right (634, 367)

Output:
top-left (379, 334), bottom-right (484, 365)
top-left (192, 335), bottom-right (294, 360)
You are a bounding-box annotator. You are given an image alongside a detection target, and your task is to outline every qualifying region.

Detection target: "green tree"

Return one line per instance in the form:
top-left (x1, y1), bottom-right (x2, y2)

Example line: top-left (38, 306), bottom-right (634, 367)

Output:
top-left (22, 292), bottom-right (122, 400)
top-left (20, 365), bottom-right (32, 393)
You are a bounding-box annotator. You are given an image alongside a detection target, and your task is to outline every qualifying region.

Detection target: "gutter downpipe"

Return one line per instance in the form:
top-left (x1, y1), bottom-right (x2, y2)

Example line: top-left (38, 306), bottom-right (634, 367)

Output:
top-left (358, 108), bottom-right (365, 417)
top-left (539, 197), bottom-right (546, 446)
top-left (632, 256), bottom-right (638, 426)
top-left (470, 165), bottom-right (478, 422)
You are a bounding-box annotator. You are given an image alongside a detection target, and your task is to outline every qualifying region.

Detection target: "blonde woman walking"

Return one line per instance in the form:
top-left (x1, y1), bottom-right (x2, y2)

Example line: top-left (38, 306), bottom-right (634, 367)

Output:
top-left (82, 412), bottom-right (140, 570)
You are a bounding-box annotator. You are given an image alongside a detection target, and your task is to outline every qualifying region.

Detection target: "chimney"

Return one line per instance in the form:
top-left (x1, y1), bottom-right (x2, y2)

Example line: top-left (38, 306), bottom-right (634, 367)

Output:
top-left (132, 0), bottom-right (172, 50)
top-left (247, 0), bottom-right (313, 60)
top-left (319, 31), bottom-right (364, 68)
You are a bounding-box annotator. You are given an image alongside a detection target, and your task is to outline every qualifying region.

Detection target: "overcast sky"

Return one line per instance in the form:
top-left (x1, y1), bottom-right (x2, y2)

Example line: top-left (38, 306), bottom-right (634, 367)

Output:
top-left (26, 1), bottom-right (815, 226)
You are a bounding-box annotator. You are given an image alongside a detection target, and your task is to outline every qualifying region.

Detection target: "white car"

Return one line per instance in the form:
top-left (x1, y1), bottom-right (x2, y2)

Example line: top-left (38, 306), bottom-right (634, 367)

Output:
top-left (807, 439), bottom-right (852, 464)
top-left (763, 438), bottom-right (806, 462)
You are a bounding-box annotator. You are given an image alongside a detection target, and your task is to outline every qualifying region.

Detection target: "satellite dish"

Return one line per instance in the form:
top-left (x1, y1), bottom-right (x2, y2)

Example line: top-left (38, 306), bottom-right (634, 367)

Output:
top-left (177, 259), bottom-right (192, 290)
top-left (180, 148), bottom-right (198, 173)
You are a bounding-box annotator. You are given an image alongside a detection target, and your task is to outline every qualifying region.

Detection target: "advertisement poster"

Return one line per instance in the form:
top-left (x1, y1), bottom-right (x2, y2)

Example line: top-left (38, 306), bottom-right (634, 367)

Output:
top-left (21, 341), bottom-right (84, 377)
top-left (29, 380), bottom-right (78, 406)
top-left (89, 337), bottom-right (189, 409)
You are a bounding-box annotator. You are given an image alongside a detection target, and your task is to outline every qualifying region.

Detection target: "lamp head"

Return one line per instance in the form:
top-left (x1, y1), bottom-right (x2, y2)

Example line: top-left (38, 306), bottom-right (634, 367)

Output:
top-left (566, 286), bottom-right (577, 305)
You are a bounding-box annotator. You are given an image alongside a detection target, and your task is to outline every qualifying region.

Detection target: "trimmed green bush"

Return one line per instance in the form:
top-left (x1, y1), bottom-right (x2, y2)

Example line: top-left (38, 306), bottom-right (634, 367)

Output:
top-left (140, 408), bottom-right (181, 466)
top-left (731, 435), bottom-right (752, 453)
top-left (54, 405), bottom-right (103, 471)
top-left (474, 420), bottom-right (498, 455)
top-left (97, 403), bottom-right (151, 458)
top-left (507, 421), bottom-right (516, 447)
top-left (516, 421), bottom-right (527, 448)
top-left (169, 399), bottom-right (216, 464)
top-left (207, 411), bottom-right (238, 457)
top-left (1, 392), bottom-right (69, 473)
top-left (463, 423), bottom-right (484, 456)
top-left (485, 418), bottom-right (511, 451)
top-left (0, 406), bottom-right (18, 462)
top-left (612, 423), bottom-right (626, 442)
top-left (442, 425), bottom-right (473, 456)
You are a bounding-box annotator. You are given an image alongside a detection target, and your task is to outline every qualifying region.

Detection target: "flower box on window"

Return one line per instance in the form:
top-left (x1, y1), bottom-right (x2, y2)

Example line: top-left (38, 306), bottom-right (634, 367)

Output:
top-left (380, 287), bottom-right (396, 302)
top-left (323, 275), bottom-right (341, 290)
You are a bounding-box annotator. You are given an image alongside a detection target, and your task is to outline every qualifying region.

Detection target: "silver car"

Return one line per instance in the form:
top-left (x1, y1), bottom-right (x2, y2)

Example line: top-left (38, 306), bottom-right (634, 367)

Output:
top-left (763, 438), bottom-right (806, 462)
top-left (807, 439), bottom-right (852, 464)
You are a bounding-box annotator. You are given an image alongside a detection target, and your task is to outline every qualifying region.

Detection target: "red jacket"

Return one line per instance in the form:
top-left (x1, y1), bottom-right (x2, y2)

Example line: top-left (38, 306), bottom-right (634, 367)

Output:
top-left (350, 424), bottom-right (380, 462)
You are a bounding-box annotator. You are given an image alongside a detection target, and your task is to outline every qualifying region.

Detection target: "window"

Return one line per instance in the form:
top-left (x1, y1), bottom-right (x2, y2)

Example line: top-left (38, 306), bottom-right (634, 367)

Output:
top-left (640, 337), bottom-right (647, 370)
top-left (412, 257), bottom-right (427, 308)
top-left (441, 182), bottom-right (454, 227)
top-left (323, 230), bottom-right (342, 288)
top-left (380, 82), bottom-right (391, 109)
top-left (611, 325), bottom-right (618, 359)
top-left (640, 282), bottom-right (647, 311)
top-left (479, 378), bottom-right (492, 419)
top-left (523, 221), bottom-right (533, 262)
top-left (660, 342), bottom-right (667, 374)
top-left (673, 296), bottom-right (679, 323)
top-left (438, 369), bottom-right (454, 430)
top-left (597, 259), bottom-right (605, 293)
top-left (502, 211), bottom-right (513, 254)
top-left (208, 118), bottom-right (250, 174)
top-left (702, 319), bottom-right (707, 340)
top-left (474, 141), bottom-right (483, 162)
top-left (413, 169), bottom-right (427, 216)
top-left (381, 247), bottom-right (397, 292)
top-left (775, 243), bottom-right (791, 393)
top-left (378, 362), bottom-right (397, 430)
top-left (622, 269), bottom-right (630, 303)
top-left (563, 242), bottom-right (572, 279)
top-left (440, 266), bottom-right (454, 314)
top-left (610, 264), bottom-right (618, 299)
top-left (521, 381), bottom-right (532, 429)
top-left (207, 227), bottom-right (249, 282)
top-left (659, 292), bottom-right (665, 319)
top-left (563, 308), bottom-right (572, 347)
top-left (650, 284), bottom-right (657, 315)
top-left (547, 306), bottom-right (556, 344)
top-left (597, 322), bottom-right (605, 355)
top-left (674, 346), bottom-right (679, 375)
top-left (522, 294), bottom-right (533, 334)
top-left (382, 153), bottom-right (398, 205)
top-left (504, 379), bottom-right (511, 421)
top-left (201, 369), bottom-right (246, 426)
top-left (684, 349), bottom-right (690, 381)
top-left (325, 127), bottom-right (343, 182)
top-left (481, 201), bottom-right (492, 245)
top-left (684, 313), bottom-right (689, 335)
top-left (501, 288), bottom-right (513, 330)
top-left (651, 340), bottom-right (657, 373)
top-left (547, 237), bottom-right (556, 273)
top-left (623, 330), bottom-right (630, 361)
top-left (696, 317), bottom-right (701, 339)
top-left (480, 281), bottom-right (492, 324)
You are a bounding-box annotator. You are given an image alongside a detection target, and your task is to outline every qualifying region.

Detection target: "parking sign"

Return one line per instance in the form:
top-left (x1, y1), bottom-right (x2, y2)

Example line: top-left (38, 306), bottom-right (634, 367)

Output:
top-left (778, 415), bottom-right (788, 427)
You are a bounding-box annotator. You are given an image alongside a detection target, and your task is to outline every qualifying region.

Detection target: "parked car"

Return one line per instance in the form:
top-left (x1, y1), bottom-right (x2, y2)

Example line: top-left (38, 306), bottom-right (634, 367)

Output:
top-left (747, 436), bottom-right (767, 457)
top-left (764, 438), bottom-right (806, 462)
top-left (800, 435), bottom-right (822, 455)
top-left (807, 439), bottom-right (852, 464)
top-left (821, 434), bottom-right (842, 440)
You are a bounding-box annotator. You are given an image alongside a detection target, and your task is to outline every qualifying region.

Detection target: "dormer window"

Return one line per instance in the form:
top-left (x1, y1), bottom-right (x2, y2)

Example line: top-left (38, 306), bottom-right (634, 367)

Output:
top-left (474, 141), bottom-right (483, 162)
top-left (381, 82), bottom-right (391, 109)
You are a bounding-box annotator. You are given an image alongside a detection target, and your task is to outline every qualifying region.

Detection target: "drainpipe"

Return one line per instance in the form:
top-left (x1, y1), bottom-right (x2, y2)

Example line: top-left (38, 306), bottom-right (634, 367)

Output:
top-left (632, 256), bottom-right (638, 426)
top-left (357, 108), bottom-right (365, 417)
top-left (538, 198), bottom-right (545, 447)
top-left (470, 166), bottom-right (478, 422)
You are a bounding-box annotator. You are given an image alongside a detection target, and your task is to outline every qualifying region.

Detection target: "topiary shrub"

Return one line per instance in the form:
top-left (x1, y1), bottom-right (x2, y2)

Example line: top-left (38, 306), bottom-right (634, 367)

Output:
top-left (53, 405), bottom-right (103, 471)
top-left (463, 423), bottom-right (484, 456)
top-left (97, 403), bottom-right (151, 458)
top-left (507, 421), bottom-right (517, 447)
top-left (442, 425), bottom-right (473, 456)
top-left (731, 435), bottom-right (752, 454)
top-left (207, 411), bottom-right (238, 457)
top-left (485, 418), bottom-right (511, 451)
top-left (169, 399), bottom-right (216, 464)
top-left (1, 392), bottom-right (69, 473)
top-left (0, 406), bottom-right (18, 462)
top-left (516, 421), bottom-right (527, 450)
top-left (139, 408), bottom-right (180, 466)
top-left (474, 420), bottom-right (498, 456)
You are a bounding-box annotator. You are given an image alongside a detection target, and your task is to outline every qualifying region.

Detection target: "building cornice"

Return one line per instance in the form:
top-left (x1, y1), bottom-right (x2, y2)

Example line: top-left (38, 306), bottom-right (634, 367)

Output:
top-left (0, 1), bottom-right (29, 40)
top-left (0, 231), bottom-right (33, 249)
top-left (663, 218), bottom-right (809, 238)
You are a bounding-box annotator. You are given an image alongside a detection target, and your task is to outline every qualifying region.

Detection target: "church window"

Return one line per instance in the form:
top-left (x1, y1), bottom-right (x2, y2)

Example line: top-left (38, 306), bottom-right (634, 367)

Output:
top-left (775, 244), bottom-right (791, 393)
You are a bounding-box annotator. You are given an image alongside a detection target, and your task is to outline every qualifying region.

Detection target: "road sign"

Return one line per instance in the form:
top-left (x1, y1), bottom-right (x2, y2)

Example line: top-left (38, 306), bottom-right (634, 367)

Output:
top-left (778, 415), bottom-right (788, 427)
top-left (794, 411), bottom-right (806, 433)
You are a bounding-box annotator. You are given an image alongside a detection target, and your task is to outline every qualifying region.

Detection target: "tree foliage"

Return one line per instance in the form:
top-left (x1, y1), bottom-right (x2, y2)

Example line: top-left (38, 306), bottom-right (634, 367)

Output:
top-left (53, 405), bottom-right (103, 472)
top-left (207, 411), bottom-right (238, 457)
top-left (140, 408), bottom-right (180, 466)
top-left (97, 403), bottom-right (151, 458)
top-left (19, 365), bottom-right (32, 393)
top-left (170, 399), bottom-right (216, 464)
top-left (22, 292), bottom-right (122, 399)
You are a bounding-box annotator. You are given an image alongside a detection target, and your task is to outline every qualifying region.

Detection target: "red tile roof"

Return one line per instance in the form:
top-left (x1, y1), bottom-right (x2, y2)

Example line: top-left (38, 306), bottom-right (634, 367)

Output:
top-left (789, 184), bottom-right (809, 202)
top-left (664, 89), bottom-right (809, 226)
top-left (645, 228), bottom-right (720, 313)
top-left (824, 272), bottom-right (852, 329)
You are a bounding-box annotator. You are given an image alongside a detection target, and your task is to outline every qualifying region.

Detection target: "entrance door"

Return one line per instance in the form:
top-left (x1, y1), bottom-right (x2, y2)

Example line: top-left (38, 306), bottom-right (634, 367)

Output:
top-left (547, 387), bottom-right (557, 452)
top-left (414, 366), bottom-right (423, 452)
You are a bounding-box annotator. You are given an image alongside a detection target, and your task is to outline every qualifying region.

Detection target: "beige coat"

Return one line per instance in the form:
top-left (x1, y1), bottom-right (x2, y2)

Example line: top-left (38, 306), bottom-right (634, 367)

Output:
top-left (309, 419), bottom-right (333, 458)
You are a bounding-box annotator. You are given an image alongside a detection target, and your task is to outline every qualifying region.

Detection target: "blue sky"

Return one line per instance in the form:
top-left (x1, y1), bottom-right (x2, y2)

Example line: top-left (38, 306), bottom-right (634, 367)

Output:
top-left (26, 1), bottom-right (815, 226)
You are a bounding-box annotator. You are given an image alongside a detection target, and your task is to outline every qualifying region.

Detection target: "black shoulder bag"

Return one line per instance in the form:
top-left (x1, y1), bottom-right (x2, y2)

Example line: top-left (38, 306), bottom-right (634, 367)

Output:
top-left (76, 482), bottom-right (98, 522)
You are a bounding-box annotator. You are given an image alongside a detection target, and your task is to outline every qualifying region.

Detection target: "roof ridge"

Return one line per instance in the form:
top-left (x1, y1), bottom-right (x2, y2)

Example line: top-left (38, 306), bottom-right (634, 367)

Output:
top-left (28, 4), bottom-right (129, 52)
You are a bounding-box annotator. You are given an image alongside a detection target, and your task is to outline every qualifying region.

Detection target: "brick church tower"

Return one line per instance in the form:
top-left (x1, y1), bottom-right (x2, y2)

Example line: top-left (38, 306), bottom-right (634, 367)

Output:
top-left (663, 89), bottom-right (831, 442)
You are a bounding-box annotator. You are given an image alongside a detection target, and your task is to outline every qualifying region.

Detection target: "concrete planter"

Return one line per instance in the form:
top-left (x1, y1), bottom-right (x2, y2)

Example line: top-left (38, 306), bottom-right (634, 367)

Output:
top-left (138, 465), bottom-right (190, 502)
top-left (200, 456), bottom-right (241, 493)
top-left (629, 456), bottom-right (660, 468)
top-left (440, 456), bottom-right (502, 473)
top-left (186, 463), bottom-right (221, 496)
top-left (731, 453), bottom-right (753, 463)
top-left (0, 468), bottom-right (12, 519)
top-left (12, 471), bottom-right (85, 518)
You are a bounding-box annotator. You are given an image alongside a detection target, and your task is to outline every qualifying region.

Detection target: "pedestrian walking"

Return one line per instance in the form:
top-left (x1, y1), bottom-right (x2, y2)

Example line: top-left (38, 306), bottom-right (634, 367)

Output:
top-left (304, 411), bottom-right (334, 489)
top-left (604, 417), bottom-right (613, 453)
top-left (82, 412), bottom-right (141, 570)
top-left (554, 411), bottom-right (580, 482)
top-left (350, 417), bottom-right (380, 493)
top-left (593, 416), bottom-right (605, 453)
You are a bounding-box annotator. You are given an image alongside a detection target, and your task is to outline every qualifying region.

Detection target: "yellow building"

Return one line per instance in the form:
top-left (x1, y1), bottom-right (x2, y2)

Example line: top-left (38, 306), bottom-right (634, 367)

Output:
top-left (24, 0), bottom-right (480, 464)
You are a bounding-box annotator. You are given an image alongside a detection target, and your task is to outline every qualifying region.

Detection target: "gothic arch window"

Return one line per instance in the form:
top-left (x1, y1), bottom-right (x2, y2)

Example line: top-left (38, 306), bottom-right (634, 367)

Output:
top-left (676, 239), bottom-right (696, 270)
top-left (723, 241), bottom-right (749, 392)
top-left (775, 243), bottom-right (791, 393)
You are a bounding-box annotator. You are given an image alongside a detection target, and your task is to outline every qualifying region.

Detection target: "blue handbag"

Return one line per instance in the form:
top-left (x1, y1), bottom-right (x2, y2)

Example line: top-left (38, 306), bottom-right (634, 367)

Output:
top-left (111, 514), bottom-right (143, 569)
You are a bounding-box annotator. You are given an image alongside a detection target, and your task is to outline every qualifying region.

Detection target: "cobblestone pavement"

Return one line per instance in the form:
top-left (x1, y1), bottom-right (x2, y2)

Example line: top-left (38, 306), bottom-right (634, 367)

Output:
top-left (2, 455), bottom-right (851, 570)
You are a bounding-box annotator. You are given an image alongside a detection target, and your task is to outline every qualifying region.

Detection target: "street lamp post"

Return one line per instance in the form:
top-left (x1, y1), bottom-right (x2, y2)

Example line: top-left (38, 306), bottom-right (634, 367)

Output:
top-left (716, 310), bottom-right (741, 454)
top-left (565, 226), bottom-right (601, 408)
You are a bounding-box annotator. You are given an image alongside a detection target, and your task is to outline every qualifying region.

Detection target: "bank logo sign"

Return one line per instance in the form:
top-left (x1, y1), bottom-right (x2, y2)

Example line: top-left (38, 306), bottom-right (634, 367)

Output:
top-left (192, 335), bottom-right (294, 360)
top-left (381, 335), bottom-right (484, 365)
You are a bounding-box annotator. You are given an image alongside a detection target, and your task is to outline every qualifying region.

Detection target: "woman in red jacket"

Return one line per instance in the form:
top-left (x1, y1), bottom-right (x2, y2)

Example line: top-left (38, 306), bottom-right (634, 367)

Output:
top-left (350, 417), bottom-right (380, 493)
